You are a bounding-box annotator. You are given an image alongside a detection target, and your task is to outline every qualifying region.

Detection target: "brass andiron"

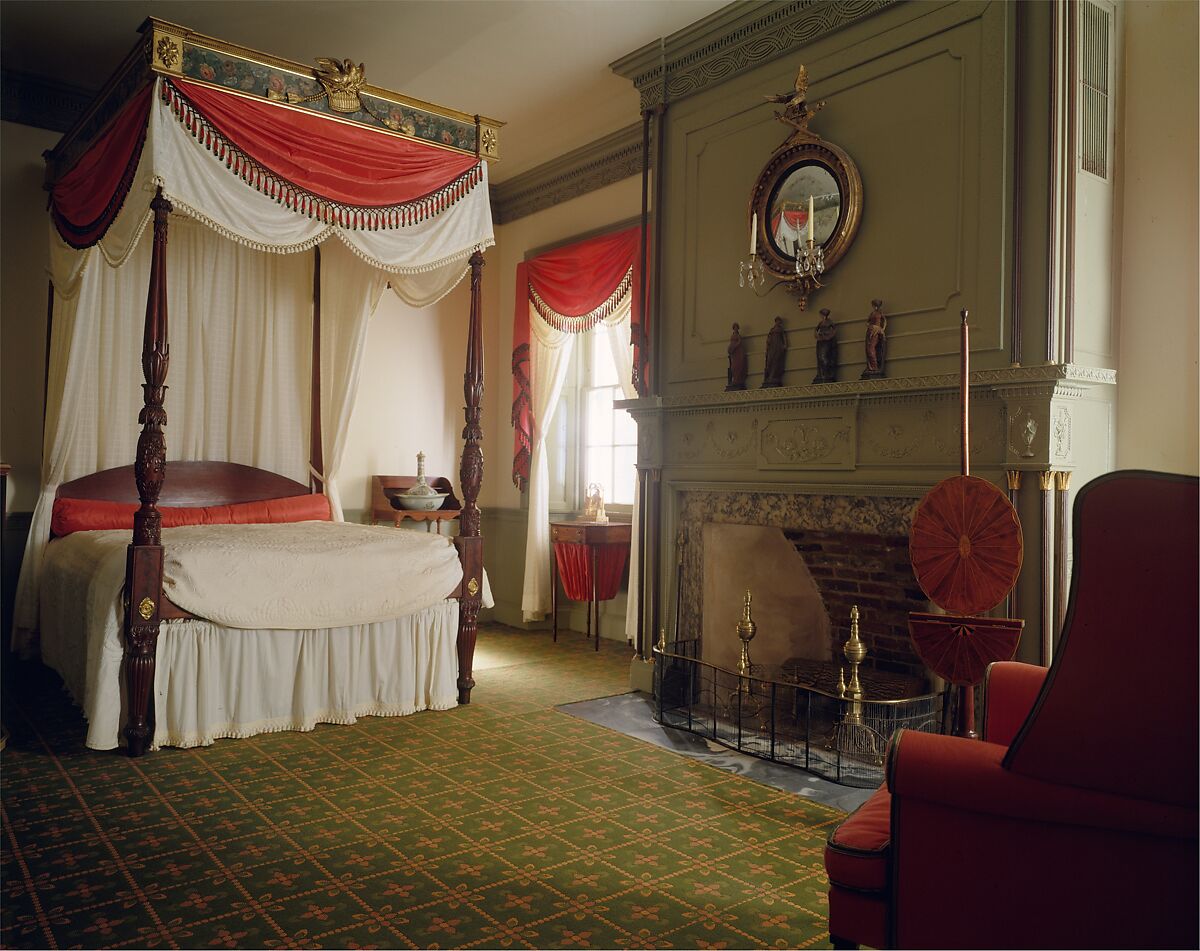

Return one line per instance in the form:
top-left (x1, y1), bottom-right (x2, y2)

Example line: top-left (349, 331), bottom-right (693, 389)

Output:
top-left (843, 604), bottom-right (867, 723)
top-left (736, 590), bottom-right (757, 676)
top-left (827, 604), bottom-right (886, 764)
top-left (655, 625), bottom-right (667, 654)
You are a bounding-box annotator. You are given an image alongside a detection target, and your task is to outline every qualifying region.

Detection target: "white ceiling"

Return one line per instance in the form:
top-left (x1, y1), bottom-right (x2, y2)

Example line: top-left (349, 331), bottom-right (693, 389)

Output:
top-left (1, 0), bottom-right (730, 182)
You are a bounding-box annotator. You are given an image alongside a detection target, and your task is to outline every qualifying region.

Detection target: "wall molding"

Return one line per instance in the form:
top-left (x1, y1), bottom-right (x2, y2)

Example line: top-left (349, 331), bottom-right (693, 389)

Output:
top-left (611, 0), bottom-right (897, 110)
top-left (1, 69), bottom-right (94, 133)
top-left (491, 123), bottom-right (646, 224)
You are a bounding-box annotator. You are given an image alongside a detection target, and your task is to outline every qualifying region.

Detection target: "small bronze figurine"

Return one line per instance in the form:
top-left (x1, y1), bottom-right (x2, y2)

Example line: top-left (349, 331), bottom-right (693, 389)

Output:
top-left (762, 316), bottom-right (787, 387)
top-left (813, 308), bottom-right (838, 383)
top-left (861, 298), bottom-right (887, 379)
top-left (726, 322), bottom-right (748, 391)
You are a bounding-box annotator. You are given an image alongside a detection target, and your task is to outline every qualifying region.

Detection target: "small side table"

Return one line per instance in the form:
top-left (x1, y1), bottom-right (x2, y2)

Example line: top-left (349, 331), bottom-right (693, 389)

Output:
top-left (550, 520), bottom-right (632, 651)
top-left (371, 474), bottom-right (461, 535)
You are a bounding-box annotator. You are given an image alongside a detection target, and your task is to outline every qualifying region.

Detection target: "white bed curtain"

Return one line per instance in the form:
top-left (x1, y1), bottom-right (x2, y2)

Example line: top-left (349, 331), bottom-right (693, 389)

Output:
top-left (13, 221), bottom-right (315, 652)
top-left (520, 295), bottom-right (636, 622)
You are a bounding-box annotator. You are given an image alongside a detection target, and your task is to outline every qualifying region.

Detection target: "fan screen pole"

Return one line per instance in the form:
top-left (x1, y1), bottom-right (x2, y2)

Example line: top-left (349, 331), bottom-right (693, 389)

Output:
top-left (960, 309), bottom-right (969, 477)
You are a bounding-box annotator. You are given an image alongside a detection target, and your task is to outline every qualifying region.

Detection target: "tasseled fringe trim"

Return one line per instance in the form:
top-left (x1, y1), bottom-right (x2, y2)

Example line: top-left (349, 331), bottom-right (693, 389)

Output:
top-left (529, 267), bottom-right (634, 333)
top-left (161, 79), bottom-right (485, 231)
top-left (147, 697), bottom-right (460, 750)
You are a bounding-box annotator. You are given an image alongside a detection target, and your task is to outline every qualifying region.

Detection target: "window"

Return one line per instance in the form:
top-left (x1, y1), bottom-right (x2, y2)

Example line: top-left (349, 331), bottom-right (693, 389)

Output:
top-left (546, 327), bottom-right (636, 514)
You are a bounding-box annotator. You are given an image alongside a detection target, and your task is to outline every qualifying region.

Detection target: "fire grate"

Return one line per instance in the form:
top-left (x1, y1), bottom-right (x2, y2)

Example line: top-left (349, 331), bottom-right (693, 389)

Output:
top-left (654, 638), bottom-right (945, 788)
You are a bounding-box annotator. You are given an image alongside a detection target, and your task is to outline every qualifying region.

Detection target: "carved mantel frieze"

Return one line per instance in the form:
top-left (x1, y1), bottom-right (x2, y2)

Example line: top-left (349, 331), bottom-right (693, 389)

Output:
top-left (619, 363), bottom-right (1114, 479)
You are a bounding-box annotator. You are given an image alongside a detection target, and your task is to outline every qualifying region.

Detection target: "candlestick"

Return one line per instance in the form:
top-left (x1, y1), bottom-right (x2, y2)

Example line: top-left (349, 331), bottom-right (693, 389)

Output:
top-left (807, 195), bottom-right (814, 245)
top-left (750, 212), bottom-right (757, 256)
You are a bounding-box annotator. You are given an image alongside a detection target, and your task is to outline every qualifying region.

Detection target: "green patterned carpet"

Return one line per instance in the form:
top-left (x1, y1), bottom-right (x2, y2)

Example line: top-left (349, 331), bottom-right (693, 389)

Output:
top-left (1, 626), bottom-right (844, 949)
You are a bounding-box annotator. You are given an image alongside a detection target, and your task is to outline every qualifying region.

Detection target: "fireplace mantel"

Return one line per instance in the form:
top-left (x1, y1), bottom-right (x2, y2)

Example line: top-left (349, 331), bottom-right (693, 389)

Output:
top-left (620, 363), bottom-right (1117, 668)
top-left (619, 363), bottom-right (1115, 480)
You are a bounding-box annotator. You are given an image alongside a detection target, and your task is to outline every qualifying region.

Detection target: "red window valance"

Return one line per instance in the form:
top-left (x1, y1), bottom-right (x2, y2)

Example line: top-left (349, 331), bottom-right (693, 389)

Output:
top-left (510, 224), bottom-right (647, 491)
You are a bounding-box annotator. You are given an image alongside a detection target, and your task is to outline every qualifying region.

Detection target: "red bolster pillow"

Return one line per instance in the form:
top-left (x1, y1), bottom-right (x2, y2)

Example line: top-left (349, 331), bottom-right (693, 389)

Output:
top-left (51, 494), bottom-right (331, 537)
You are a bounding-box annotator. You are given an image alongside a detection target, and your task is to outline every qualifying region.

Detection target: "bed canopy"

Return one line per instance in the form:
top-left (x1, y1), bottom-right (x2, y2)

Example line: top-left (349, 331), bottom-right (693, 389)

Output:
top-left (14, 18), bottom-right (501, 753)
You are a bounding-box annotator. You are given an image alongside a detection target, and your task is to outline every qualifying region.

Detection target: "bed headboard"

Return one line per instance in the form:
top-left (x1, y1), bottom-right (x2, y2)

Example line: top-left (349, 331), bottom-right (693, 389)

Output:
top-left (56, 462), bottom-right (312, 506)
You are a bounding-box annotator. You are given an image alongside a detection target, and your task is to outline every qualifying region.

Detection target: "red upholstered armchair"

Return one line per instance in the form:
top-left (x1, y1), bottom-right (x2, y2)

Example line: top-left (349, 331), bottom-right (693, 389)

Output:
top-left (824, 470), bottom-right (1199, 949)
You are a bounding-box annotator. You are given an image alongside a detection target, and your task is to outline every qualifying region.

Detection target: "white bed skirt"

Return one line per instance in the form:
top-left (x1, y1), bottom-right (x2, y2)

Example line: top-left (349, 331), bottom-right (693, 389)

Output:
top-left (47, 598), bottom-right (460, 751)
top-left (38, 529), bottom-right (464, 750)
top-left (150, 600), bottom-right (461, 750)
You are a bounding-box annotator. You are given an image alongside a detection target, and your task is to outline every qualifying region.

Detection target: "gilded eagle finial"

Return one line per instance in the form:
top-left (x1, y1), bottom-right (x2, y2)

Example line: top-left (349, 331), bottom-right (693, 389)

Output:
top-left (765, 64), bottom-right (825, 137)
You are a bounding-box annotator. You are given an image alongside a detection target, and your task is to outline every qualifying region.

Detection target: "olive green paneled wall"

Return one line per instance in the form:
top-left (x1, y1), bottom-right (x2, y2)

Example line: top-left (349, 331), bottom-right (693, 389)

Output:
top-left (658, 2), bottom-right (1015, 395)
top-left (616, 0), bottom-right (1123, 669)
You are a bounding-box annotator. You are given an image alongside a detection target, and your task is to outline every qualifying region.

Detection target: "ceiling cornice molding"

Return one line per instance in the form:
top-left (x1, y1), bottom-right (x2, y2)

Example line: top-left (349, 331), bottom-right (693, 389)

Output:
top-left (1, 69), bottom-right (95, 134)
top-left (491, 122), bottom-right (647, 225)
top-left (611, 0), bottom-right (897, 110)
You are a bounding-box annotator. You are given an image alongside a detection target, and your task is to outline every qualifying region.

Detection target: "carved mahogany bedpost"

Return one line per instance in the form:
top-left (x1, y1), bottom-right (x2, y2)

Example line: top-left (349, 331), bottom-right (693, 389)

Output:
top-left (124, 188), bottom-right (172, 756)
top-left (454, 248), bottom-right (485, 704)
top-left (309, 245), bottom-right (324, 493)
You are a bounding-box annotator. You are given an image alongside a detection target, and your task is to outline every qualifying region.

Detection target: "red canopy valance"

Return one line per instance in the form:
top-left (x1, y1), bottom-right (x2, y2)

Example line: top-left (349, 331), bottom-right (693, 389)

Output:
top-left (49, 77), bottom-right (485, 249)
top-left (50, 84), bottom-right (153, 248)
top-left (510, 224), bottom-right (647, 491)
top-left (161, 79), bottom-right (481, 221)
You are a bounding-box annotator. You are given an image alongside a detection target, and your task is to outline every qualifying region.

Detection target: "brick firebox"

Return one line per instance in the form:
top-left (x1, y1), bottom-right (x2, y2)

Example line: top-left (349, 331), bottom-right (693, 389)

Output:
top-left (785, 529), bottom-right (929, 677)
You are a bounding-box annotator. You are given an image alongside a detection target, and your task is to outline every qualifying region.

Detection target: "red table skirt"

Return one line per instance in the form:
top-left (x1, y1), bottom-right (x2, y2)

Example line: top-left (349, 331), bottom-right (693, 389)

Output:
top-left (553, 542), bottom-right (628, 601)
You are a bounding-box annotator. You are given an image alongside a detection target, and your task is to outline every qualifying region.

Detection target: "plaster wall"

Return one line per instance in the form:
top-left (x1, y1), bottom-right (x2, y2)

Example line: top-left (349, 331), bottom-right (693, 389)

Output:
top-left (1, 121), bottom-right (58, 514)
top-left (339, 274), bottom-right (495, 525)
top-left (1114, 0), bottom-right (1199, 475)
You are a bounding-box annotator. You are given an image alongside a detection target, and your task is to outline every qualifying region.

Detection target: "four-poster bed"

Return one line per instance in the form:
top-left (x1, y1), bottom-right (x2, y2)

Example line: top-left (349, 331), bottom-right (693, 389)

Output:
top-left (13, 19), bottom-right (502, 756)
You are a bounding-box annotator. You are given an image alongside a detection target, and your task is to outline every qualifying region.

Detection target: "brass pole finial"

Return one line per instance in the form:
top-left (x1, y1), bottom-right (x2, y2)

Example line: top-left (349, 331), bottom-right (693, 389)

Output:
top-left (736, 590), bottom-right (757, 676)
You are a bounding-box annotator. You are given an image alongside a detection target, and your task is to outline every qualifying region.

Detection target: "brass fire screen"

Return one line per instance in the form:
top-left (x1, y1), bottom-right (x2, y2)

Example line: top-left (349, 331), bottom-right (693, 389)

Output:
top-left (654, 639), bottom-right (945, 788)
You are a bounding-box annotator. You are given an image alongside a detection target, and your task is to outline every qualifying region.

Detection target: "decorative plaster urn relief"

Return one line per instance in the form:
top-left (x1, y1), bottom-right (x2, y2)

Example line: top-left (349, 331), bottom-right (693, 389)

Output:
top-left (701, 524), bottom-right (831, 674)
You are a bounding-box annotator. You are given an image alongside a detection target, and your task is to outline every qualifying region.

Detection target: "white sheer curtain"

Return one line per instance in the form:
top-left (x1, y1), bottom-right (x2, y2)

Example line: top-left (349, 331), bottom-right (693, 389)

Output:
top-left (13, 218), bottom-right (313, 653)
top-left (318, 240), bottom-right (389, 520)
top-left (520, 295), bottom-right (637, 624)
top-left (520, 306), bottom-right (576, 621)
top-left (600, 301), bottom-right (643, 650)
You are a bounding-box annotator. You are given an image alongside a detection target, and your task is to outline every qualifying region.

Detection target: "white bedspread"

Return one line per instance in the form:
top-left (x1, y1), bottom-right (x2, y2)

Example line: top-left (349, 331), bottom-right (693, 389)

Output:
top-left (161, 521), bottom-right (464, 628)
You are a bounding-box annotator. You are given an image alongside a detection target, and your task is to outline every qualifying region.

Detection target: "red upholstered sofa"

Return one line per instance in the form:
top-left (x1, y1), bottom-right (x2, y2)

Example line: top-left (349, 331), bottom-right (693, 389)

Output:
top-left (824, 470), bottom-right (1199, 949)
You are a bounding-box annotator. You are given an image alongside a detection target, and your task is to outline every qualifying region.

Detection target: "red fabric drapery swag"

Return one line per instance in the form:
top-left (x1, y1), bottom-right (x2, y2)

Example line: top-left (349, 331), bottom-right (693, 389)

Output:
top-left (50, 84), bottom-right (153, 248)
top-left (511, 224), bottom-right (647, 490)
top-left (49, 77), bottom-right (484, 247)
top-left (162, 79), bottom-right (482, 219)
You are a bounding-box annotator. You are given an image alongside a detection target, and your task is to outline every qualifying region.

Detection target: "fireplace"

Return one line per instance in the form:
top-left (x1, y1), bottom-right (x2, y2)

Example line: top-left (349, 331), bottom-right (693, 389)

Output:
top-left (675, 488), bottom-right (931, 684)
